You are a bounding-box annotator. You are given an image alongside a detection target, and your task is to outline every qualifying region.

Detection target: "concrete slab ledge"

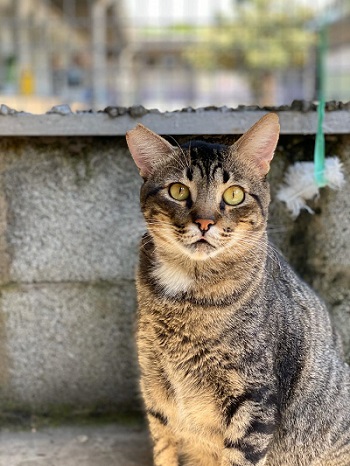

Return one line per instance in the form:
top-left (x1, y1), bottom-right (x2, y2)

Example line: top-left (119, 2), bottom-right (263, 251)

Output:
top-left (0, 422), bottom-right (152, 466)
top-left (0, 104), bottom-right (349, 136)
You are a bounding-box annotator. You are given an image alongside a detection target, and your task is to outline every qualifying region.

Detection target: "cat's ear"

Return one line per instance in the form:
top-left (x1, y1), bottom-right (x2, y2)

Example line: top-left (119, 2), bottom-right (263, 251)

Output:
top-left (232, 113), bottom-right (280, 176)
top-left (126, 124), bottom-right (174, 178)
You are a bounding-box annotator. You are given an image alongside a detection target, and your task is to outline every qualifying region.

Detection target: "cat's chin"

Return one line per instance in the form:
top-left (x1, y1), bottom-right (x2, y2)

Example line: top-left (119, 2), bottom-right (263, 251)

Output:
top-left (184, 239), bottom-right (220, 261)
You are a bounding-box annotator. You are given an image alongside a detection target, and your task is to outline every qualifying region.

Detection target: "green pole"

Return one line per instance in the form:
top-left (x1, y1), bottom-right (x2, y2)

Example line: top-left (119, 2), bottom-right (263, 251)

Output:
top-left (314, 24), bottom-right (327, 187)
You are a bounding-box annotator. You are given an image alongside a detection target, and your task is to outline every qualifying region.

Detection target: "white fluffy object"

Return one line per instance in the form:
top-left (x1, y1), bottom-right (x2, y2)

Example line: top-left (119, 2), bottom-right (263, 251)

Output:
top-left (277, 156), bottom-right (345, 218)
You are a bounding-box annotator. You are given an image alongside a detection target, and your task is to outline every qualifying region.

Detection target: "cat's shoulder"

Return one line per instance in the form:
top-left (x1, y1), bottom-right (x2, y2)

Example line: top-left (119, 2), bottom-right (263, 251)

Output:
top-left (266, 244), bottom-right (325, 308)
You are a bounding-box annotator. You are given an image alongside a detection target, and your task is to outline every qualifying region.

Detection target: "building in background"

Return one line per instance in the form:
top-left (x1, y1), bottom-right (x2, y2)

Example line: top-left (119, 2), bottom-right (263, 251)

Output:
top-left (0, 0), bottom-right (129, 113)
top-left (326, 11), bottom-right (350, 102)
top-left (0, 0), bottom-right (348, 113)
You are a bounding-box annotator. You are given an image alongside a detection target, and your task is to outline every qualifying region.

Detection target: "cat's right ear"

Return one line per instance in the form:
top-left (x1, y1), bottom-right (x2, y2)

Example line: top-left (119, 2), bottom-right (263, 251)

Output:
top-left (126, 124), bottom-right (174, 178)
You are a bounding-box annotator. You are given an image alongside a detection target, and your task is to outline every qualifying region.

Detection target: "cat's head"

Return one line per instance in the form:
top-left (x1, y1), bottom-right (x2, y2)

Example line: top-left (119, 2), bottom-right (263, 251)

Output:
top-left (126, 113), bottom-right (279, 261)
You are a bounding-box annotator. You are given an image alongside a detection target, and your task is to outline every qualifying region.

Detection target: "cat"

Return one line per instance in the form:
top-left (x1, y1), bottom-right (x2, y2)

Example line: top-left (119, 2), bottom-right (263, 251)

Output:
top-left (126, 113), bottom-right (350, 466)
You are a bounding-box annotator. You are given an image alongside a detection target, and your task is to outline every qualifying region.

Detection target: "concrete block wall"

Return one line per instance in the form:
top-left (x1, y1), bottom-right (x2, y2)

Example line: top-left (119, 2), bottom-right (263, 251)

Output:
top-left (303, 139), bottom-right (350, 360)
top-left (0, 138), bottom-right (144, 414)
top-left (0, 109), bottom-right (348, 417)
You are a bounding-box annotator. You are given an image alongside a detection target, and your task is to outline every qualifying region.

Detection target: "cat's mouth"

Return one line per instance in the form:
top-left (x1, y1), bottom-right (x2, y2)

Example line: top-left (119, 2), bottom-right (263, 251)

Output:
top-left (189, 237), bottom-right (216, 251)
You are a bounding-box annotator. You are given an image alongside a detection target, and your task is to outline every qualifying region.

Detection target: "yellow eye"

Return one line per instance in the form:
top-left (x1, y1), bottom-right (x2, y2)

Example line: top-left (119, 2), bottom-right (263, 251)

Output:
top-left (222, 185), bottom-right (245, 206)
top-left (169, 183), bottom-right (190, 201)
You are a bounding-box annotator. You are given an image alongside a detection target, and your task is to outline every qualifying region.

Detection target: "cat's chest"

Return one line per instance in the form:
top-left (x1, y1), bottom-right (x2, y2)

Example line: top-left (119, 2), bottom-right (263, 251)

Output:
top-left (143, 296), bottom-right (240, 388)
top-left (154, 321), bottom-right (241, 432)
top-left (139, 299), bottom-right (245, 449)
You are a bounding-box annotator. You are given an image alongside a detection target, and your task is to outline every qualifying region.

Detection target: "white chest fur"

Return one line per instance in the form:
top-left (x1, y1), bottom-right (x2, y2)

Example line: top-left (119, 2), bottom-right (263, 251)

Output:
top-left (152, 261), bottom-right (193, 296)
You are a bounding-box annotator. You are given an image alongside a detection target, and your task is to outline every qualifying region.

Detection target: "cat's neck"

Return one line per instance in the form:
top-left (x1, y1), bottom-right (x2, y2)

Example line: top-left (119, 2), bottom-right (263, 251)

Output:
top-left (141, 233), bottom-right (268, 305)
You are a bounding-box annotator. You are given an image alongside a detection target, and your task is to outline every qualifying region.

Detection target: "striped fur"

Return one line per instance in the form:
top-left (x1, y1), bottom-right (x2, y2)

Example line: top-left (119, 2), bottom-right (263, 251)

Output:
top-left (126, 114), bottom-right (350, 466)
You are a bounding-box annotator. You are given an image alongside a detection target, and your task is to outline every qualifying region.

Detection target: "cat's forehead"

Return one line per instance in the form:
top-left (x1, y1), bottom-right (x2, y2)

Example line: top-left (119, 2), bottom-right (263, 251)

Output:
top-left (151, 139), bottom-right (260, 189)
top-left (181, 141), bottom-right (226, 164)
top-left (179, 140), bottom-right (251, 185)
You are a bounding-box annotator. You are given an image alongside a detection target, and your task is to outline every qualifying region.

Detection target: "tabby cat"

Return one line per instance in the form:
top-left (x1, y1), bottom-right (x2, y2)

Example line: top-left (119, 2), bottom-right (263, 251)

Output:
top-left (126, 114), bottom-right (350, 466)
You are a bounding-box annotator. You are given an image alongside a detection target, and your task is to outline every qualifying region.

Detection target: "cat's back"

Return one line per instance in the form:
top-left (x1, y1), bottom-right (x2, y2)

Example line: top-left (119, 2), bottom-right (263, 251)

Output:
top-left (264, 248), bottom-right (350, 466)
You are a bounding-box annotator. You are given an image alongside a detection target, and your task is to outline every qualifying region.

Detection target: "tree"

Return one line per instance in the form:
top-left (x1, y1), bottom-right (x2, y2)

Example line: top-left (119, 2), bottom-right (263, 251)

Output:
top-left (184, 0), bottom-right (315, 104)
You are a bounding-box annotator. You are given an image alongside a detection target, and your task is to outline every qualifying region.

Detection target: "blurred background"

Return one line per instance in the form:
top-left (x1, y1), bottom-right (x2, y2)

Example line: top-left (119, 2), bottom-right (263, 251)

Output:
top-left (0, 0), bottom-right (349, 113)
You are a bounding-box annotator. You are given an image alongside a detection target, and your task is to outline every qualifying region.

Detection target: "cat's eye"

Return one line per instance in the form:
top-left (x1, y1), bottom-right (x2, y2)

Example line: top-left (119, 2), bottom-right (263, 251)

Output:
top-left (222, 185), bottom-right (245, 206)
top-left (169, 183), bottom-right (190, 201)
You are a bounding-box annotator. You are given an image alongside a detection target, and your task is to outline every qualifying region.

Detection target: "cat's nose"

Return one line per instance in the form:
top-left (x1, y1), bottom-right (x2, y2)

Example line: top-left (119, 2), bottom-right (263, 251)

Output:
top-left (195, 218), bottom-right (215, 233)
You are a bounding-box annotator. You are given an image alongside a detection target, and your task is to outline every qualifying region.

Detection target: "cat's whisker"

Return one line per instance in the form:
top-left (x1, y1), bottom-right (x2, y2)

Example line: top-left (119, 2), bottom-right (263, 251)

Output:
top-left (267, 228), bottom-right (290, 234)
top-left (166, 136), bottom-right (191, 169)
top-left (166, 151), bottom-right (189, 173)
top-left (140, 239), bottom-right (154, 251)
top-left (159, 163), bottom-right (185, 174)
top-left (147, 221), bottom-right (174, 227)
top-left (147, 222), bottom-right (174, 227)
top-left (223, 232), bottom-right (282, 269)
top-left (267, 224), bottom-right (292, 233)
top-left (267, 222), bottom-right (292, 229)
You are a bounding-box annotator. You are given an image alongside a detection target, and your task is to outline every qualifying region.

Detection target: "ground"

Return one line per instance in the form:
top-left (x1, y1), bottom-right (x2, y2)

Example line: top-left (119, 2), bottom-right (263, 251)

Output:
top-left (0, 422), bottom-right (152, 466)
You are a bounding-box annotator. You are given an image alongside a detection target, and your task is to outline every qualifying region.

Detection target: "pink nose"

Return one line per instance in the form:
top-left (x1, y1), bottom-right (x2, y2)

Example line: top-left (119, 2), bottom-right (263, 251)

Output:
top-left (195, 218), bottom-right (215, 232)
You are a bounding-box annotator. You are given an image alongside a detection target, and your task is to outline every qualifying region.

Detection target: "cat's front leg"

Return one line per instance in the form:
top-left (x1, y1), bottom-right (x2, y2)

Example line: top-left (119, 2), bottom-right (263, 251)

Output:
top-left (221, 389), bottom-right (278, 466)
top-left (146, 407), bottom-right (179, 466)
top-left (140, 370), bottom-right (179, 466)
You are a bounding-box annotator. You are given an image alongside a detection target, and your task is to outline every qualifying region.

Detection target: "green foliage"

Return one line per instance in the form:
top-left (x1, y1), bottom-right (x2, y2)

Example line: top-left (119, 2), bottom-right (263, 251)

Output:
top-left (184, 0), bottom-right (316, 72)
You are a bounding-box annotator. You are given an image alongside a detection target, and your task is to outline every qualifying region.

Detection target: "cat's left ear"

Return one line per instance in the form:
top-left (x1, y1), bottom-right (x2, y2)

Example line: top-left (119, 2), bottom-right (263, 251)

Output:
top-left (126, 124), bottom-right (175, 178)
top-left (232, 113), bottom-right (280, 176)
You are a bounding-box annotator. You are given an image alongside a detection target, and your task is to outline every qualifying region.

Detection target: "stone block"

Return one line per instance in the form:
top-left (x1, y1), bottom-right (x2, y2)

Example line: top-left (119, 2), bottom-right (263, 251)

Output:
top-left (0, 282), bottom-right (139, 410)
top-left (1, 140), bottom-right (144, 284)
